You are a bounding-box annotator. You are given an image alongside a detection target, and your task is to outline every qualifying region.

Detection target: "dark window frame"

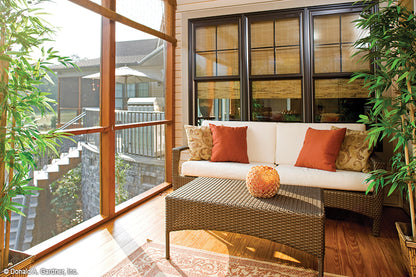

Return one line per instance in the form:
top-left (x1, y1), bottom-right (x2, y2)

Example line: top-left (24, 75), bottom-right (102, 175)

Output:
top-left (188, 2), bottom-right (370, 124)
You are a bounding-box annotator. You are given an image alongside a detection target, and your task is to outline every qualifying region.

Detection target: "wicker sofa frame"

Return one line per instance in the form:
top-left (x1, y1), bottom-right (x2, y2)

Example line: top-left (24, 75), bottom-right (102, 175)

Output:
top-left (172, 145), bottom-right (385, 237)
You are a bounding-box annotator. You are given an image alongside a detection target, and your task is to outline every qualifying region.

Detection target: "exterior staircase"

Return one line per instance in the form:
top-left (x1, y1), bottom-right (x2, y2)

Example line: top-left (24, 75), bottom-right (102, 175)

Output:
top-left (34, 144), bottom-right (83, 189)
top-left (7, 144), bottom-right (83, 251)
top-left (8, 192), bottom-right (38, 251)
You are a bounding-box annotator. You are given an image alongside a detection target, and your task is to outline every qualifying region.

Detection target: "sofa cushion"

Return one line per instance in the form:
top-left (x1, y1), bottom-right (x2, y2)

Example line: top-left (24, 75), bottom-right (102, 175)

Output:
top-left (202, 121), bottom-right (276, 164)
top-left (295, 127), bottom-right (346, 172)
top-left (182, 161), bottom-right (275, 180)
top-left (182, 161), bottom-right (371, 192)
top-left (277, 164), bottom-right (371, 192)
top-left (332, 127), bottom-right (373, 173)
top-left (184, 125), bottom-right (213, 160)
top-left (209, 124), bottom-right (249, 163)
top-left (275, 123), bottom-right (366, 165)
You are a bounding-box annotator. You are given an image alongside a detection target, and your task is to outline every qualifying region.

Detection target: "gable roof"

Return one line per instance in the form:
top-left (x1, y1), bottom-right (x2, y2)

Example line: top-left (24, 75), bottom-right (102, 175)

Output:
top-left (53, 38), bottom-right (159, 71)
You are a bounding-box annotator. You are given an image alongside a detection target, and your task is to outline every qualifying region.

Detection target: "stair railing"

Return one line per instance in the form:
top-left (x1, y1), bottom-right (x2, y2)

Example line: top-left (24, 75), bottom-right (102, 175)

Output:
top-left (58, 111), bottom-right (87, 130)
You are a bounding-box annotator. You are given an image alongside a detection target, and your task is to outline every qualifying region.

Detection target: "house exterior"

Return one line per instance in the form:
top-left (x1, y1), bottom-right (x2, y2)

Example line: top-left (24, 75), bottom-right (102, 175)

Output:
top-left (53, 38), bottom-right (165, 126)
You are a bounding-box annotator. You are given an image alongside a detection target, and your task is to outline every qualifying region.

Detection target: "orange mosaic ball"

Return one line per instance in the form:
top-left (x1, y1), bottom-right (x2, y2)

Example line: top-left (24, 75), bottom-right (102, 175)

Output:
top-left (246, 166), bottom-right (280, 198)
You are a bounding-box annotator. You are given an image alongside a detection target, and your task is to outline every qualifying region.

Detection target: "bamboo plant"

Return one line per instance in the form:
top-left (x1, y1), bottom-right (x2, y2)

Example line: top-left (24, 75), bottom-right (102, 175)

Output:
top-left (352, 0), bottom-right (416, 239)
top-left (0, 0), bottom-right (74, 271)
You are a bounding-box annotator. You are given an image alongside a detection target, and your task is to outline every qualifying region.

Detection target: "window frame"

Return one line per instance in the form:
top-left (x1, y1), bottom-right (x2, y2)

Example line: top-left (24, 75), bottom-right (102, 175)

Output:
top-left (308, 4), bottom-right (370, 122)
top-left (26, 0), bottom-right (176, 259)
top-left (188, 16), bottom-right (243, 124)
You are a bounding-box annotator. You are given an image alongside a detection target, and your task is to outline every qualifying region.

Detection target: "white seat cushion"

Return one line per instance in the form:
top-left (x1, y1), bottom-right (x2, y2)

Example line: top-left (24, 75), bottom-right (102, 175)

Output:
top-left (276, 164), bottom-right (371, 192)
top-left (275, 123), bottom-right (366, 165)
top-left (182, 161), bottom-right (275, 180)
top-left (202, 121), bottom-right (276, 164)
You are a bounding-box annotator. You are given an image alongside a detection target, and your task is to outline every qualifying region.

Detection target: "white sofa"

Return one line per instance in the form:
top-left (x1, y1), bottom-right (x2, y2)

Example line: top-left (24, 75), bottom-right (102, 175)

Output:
top-left (172, 121), bottom-right (385, 236)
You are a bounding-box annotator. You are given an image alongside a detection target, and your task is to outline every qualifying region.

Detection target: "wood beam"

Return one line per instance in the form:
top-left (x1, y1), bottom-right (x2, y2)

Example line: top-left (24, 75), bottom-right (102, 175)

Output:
top-left (68, 0), bottom-right (176, 45)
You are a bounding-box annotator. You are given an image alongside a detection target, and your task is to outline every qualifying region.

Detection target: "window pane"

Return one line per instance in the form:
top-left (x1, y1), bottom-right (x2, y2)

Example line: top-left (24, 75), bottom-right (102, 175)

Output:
top-left (115, 125), bottom-right (165, 205)
top-left (341, 13), bottom-right (362, 43)
top-left (217, 50), bottom-right (239, 76)
top-left (115, 84), bottom-right (123, 97)
top-left (116, 0), bottom-right (165, 33)
top-left (314, 78), bottom-right (368, 122)
top-left (24, 134), bottom-right (100, 251)
top-left (251, 48), bottom-right (274, 75)
top-left (252, 80), bottom-right (302, 122)
top-left (314, 45), bottom-right (340, 73)
top-left (195, 22), bottom-right (239, 77)
top-left (217, 24), bottom-right (239, 50)
top-left (196, 52), bottom-right (217, 77)
top-left (275, 18), bottom-right (299, 46)
top-left (314, 15), bottom-right (340, 44)
top-left (38, 1), bottom-right (101, 131)
top-left (341, 13), bottom-right (370, 72)
top-left (197, 81), bottom-right (241, 123)
top-left (115, 24), bottom-right (164, 112)
top-left (7, 1), bottom-right (102, 252)
top-left (251, 21), bottom-right (274, 48)
top-left (114, 25), bottom-right (166, 206)
top-left (342, 43), bottom-right (369, 72)
top-left (276, 47), bottom-right (300, 74)
top-left (195, 26), bottom-right (216, 51)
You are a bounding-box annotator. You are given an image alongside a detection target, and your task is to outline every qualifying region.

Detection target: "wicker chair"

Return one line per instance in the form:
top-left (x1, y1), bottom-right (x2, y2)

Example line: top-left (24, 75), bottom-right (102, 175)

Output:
top-left (172, 146), bottom-right (386, 237)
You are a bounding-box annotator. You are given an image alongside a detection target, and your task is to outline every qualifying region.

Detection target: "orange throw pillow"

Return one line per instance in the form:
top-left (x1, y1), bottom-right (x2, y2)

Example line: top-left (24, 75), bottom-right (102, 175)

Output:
top-left (295, 127), bottom-right (346, 172)
top-left (209, 124), bottom-right (249, 163)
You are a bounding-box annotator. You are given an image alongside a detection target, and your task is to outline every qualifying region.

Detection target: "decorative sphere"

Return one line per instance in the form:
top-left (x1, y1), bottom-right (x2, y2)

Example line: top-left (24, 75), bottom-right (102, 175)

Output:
top-left (246, 166), bottom-right (280, 198)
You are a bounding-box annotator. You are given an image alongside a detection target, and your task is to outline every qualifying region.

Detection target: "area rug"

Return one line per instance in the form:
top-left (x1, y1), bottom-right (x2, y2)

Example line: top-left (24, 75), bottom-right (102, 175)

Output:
top-left (102, 242), bottom-right (341, 277)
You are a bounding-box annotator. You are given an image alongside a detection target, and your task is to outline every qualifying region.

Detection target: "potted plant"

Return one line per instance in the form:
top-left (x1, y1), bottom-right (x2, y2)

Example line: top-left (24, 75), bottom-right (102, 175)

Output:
top-left (352, 0), bottom-right (416, 275)
top-left (0, 0), bottom-right (74, 273)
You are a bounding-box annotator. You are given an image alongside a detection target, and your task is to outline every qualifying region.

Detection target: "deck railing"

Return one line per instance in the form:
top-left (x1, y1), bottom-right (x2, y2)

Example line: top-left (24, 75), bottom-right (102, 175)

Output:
top-left (83, 107), bottom-right (165, 158)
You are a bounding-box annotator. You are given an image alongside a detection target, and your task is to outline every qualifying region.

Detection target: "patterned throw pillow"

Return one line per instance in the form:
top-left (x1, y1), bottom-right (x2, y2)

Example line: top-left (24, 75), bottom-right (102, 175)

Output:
top-left (332, 126), bottom-right (373, 173)
top-left (184, 125), bottom-right (213, 160)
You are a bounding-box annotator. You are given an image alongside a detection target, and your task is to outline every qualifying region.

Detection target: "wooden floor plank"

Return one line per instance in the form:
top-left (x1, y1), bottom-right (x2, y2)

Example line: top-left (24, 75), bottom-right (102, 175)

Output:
top-left (32, 189), bottom-right (410, 276)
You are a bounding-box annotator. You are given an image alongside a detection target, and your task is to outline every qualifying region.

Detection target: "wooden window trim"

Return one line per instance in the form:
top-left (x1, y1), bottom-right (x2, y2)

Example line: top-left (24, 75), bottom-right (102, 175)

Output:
top-left (24, 0), bottom-right (176, 261)
top-left (26, 182), bottom-right (171, 259)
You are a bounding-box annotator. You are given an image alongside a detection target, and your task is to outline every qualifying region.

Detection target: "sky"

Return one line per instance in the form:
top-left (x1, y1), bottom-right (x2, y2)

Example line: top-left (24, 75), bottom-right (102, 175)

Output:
top-left (39, 0), bottom-right (163, 60)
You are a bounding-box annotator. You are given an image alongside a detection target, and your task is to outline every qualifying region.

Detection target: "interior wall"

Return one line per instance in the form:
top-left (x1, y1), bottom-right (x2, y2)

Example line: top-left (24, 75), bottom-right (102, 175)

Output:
top-left (174, 0), bottom-right (356, 145)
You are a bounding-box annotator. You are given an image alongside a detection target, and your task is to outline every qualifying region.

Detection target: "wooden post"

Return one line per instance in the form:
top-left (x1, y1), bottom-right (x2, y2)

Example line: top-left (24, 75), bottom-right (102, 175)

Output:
top-left (100, 0), bottom-right (116, 217)
top-left (0, 23), bottom-right (9, 271)
top-left (4, 120), bottom-right (15, 269)
top-left (405, 78), bottom-right (416, 239)
top-left (164, 0), bottom-right (176, 183)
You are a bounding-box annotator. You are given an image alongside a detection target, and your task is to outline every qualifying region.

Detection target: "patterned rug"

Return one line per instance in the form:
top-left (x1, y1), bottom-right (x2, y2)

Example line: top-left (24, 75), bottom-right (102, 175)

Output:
top-left (103, 242), bottom-right (341, 277)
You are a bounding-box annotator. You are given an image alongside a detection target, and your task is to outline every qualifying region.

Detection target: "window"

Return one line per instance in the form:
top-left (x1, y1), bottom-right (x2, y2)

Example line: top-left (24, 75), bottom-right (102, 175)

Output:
top-left (138, 83), bottom-right (150, 97)
top-left (250, 12), bottom-right (303, 122)
top-left (189, 3), bottom-right (371, 124)
top-left (2, 0), bottom-right (175, 258)
top-left (192, 19), bottom-right (241, 123)
top-left (312, 11), bottom-right (370, 122)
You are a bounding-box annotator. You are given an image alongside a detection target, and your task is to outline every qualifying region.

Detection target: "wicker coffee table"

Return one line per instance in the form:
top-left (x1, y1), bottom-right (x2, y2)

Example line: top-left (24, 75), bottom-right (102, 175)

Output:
top-left (165, 177), bottom-right (325, 276)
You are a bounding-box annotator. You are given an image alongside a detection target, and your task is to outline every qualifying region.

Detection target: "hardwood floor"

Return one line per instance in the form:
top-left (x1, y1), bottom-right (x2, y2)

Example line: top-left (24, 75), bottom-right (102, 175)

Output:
top-left (32, 188), bottom-right (410, 277)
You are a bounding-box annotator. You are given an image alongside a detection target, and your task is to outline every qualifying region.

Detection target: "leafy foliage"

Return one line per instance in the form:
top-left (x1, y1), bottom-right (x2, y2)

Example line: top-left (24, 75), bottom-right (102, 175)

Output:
top-left (50, 155), bottom-right (131, 232)
top-left (352, 1), bottom-right (416, 198)
top-left (0, 0), bottom-right (75, 221)
top-left (115, 155), bottom-right (130, 205)
top-left (50, 165), bottom-right (83, 233)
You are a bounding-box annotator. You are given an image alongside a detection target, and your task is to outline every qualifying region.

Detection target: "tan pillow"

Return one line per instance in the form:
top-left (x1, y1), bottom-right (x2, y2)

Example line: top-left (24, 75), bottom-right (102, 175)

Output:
top-left (184, 125), bottom-right (213, 160)
top-left (331, 126), bottom-right (373, 173)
